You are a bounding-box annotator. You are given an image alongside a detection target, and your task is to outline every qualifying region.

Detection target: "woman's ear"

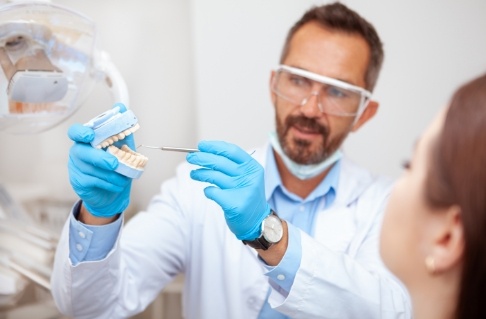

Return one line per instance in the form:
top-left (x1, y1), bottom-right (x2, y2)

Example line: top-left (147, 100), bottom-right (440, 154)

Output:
top-left (352, 100), bottom-right (379, 132)
top-left (427, 205), bottom-right (464, 275)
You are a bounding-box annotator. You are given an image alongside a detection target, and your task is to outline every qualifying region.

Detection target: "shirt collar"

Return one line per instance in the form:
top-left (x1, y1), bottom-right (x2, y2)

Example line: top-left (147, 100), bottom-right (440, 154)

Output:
top-left (264, 145), bottom-right (341, 205)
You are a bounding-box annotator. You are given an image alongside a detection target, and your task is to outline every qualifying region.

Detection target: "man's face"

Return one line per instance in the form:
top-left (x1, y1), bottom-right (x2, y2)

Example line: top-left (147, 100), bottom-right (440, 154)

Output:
top-left (271, 22), bottom-right (371, 164)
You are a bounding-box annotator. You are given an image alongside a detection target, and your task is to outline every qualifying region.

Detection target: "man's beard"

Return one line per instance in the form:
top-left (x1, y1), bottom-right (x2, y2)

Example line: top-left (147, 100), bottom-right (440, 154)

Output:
top-left (276, 114), bottom-right (348, 165)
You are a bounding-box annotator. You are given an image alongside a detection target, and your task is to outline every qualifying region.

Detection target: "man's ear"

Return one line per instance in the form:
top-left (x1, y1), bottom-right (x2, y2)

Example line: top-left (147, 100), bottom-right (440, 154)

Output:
top-left (351, 100), bottom-right (379, 132)
top-left (429, 205), bottom-right (464, 274)
top-left (269, 70), bottom-right (277, 107)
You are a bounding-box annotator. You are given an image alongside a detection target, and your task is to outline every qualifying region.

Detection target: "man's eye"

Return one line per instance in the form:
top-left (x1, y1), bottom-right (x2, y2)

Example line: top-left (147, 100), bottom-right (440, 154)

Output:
top-left (326, 86), bottom-right (347, 98)
top-left (289, 75), bottom-right (309, 86)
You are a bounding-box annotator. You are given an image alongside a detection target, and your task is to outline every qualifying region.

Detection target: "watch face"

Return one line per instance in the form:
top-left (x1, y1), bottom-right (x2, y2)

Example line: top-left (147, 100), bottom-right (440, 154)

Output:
top-left (263, 214), bottom-right (283, 243)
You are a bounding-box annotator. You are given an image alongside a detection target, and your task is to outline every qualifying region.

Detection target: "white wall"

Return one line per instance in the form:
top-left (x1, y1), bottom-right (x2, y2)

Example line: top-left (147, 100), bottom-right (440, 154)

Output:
top-left (1, 0), bottom-right (485, 211)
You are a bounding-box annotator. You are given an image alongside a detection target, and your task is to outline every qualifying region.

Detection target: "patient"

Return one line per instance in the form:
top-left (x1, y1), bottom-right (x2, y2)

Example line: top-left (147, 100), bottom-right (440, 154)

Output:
top-left (380, 72), bottom-right (486, 319)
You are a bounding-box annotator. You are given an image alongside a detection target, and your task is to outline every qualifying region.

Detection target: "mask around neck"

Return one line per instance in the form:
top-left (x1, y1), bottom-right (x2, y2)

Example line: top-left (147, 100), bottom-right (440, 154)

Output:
top-left (269, 131), bottom-right (342, 180)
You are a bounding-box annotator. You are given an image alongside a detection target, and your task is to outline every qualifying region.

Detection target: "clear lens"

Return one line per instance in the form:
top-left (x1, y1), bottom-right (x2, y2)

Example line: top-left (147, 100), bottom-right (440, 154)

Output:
top-left (272, 67), bottom-right (368, 117)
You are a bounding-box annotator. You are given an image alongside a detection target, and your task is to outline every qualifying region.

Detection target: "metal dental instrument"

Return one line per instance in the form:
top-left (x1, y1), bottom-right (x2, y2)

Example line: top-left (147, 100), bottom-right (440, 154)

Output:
top-left (138, 145), bottom-right (199, 153)
top-left (138, 145), bottom-right (256, 156)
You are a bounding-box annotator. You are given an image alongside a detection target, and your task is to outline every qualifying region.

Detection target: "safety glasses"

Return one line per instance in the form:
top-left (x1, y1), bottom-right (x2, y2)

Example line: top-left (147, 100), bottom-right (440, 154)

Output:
top-left (272, 65), bottom-right (372, 118)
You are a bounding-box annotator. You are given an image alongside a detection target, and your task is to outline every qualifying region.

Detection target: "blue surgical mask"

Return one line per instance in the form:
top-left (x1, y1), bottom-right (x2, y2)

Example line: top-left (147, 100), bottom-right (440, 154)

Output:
top-left (269, 131), bottom-right (342, 180)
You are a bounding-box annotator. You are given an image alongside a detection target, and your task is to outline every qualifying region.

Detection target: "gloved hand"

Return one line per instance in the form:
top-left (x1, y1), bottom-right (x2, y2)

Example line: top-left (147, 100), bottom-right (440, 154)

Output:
top-left (67, 104), bottom-right (134, 217)
top-left (186, 140), bottom-right (271, 240)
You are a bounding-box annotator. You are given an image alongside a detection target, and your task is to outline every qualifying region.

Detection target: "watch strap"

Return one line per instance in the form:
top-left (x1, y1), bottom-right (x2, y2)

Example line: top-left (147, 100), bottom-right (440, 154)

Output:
top-left (242, 235), bottom-right (272, 250)
top-left (242, 211), bottom-right (280, 251)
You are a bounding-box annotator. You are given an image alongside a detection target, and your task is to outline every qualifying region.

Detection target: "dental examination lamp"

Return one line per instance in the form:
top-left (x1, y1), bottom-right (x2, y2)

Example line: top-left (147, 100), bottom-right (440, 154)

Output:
top-left (0, 0), bottom-right (129, 315)
top-left (0, 0), bottom-right (128, 134)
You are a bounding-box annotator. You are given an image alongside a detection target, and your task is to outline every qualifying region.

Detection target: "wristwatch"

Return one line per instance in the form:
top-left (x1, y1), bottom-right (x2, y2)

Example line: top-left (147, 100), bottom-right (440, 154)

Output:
top-left (242, 211), bottom-right (283, 250)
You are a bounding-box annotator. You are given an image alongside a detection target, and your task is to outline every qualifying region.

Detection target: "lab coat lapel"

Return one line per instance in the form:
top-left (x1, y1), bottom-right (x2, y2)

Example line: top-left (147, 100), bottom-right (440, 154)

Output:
top-left (313, 157), bottom-right (374, 252)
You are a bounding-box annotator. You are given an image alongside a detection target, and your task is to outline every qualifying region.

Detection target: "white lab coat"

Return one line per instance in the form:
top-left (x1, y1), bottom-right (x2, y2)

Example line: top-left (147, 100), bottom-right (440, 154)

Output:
top-left (51, 144), bottom-right (411, 319)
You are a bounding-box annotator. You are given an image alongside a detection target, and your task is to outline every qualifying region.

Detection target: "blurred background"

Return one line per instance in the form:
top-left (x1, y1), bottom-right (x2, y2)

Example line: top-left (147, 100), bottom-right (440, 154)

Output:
top-left (0, 0), bottom-right (485, 318)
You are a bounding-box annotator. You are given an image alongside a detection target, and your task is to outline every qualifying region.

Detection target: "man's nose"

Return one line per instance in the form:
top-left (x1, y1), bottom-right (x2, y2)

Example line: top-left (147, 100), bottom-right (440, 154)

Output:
top-left (299, 91), bottom-right (322, 117)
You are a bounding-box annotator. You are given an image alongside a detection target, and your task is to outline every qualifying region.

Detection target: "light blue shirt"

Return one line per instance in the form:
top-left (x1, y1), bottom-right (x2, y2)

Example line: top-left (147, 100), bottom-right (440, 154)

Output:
top-left (258, 146), bottom-right (340, 319)
top-left (68, 145), bottom-right (341, 318)
top-left (69, 200), bottom-right (122, 266)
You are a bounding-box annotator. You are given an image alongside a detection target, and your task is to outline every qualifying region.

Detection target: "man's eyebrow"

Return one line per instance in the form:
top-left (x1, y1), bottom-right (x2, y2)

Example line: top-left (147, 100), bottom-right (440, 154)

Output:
top-left (285, 64), bottom-right (358, 86)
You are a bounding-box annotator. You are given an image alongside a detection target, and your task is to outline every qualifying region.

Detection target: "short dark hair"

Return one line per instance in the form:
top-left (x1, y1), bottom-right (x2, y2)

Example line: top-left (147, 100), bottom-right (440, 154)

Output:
top-left (425, 72), bottom-right (486, 319)
top-left (280, 2), bottom-right (384, 92)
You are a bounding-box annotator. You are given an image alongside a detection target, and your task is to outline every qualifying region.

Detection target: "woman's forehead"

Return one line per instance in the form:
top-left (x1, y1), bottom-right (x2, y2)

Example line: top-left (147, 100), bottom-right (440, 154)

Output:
top-left (415, 106), bottom-right (447, 161)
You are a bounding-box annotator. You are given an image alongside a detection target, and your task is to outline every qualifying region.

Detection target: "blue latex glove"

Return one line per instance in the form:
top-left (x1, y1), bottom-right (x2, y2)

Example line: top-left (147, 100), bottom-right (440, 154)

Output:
top-left (187, 140), bottom-right (271, 240)
top-left (67, 104), bottom-right (134, 217)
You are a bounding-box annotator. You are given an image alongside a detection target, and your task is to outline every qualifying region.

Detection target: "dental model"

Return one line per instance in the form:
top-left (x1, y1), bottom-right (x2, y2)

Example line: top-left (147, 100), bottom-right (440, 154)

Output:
top-left (84, 104), bottom-right (148, 179)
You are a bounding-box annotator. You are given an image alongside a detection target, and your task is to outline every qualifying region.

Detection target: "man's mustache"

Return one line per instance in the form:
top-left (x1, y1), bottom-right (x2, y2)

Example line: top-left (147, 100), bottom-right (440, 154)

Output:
top-left (285, 115), bottom-right (328, 137)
